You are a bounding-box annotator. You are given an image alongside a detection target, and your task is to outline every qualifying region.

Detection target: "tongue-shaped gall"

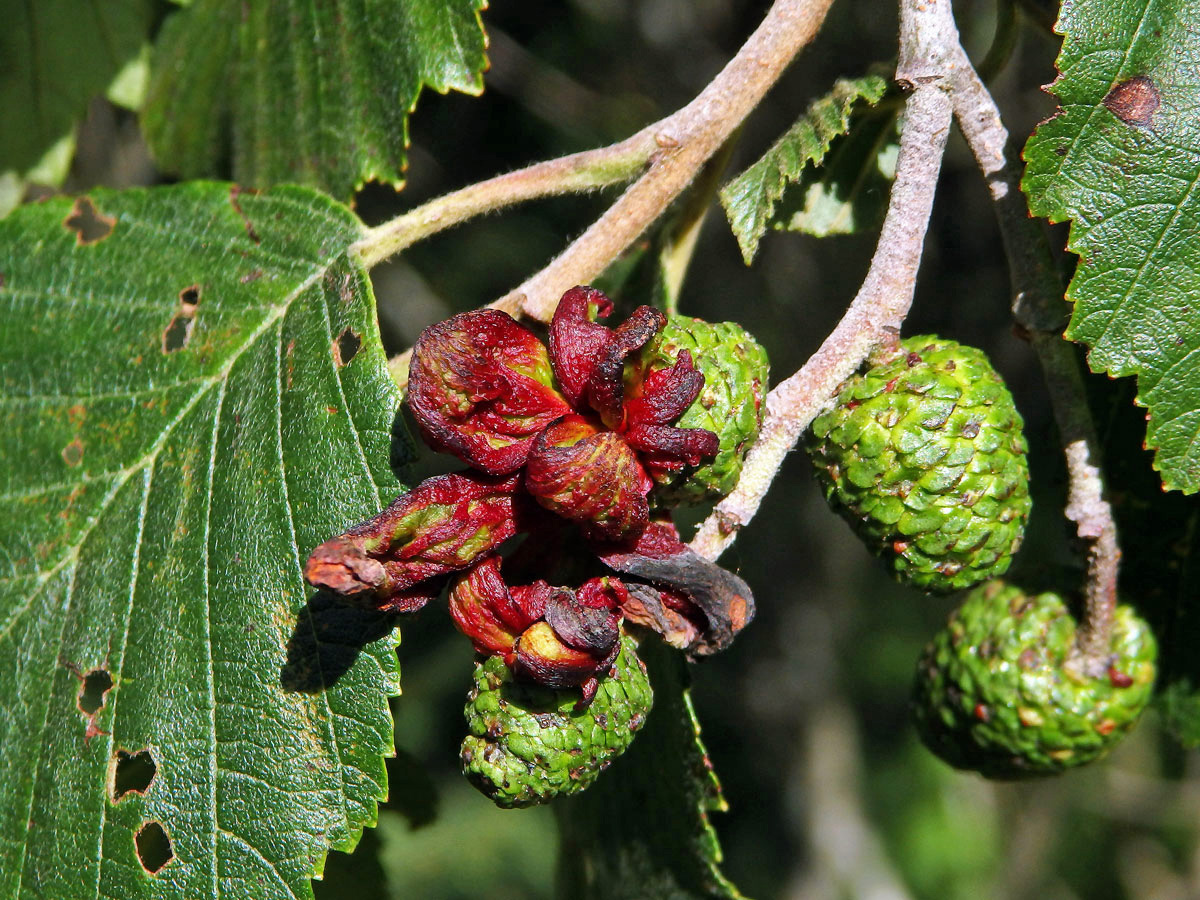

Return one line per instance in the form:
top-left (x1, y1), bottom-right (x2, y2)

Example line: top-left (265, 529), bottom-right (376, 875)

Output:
top-left (408, 309), bottom-right (571, 475)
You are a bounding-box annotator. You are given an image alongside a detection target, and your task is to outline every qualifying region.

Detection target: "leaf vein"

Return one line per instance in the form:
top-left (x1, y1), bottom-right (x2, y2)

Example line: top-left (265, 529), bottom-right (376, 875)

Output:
top-left (274, 311), bottom-right (354, 847)
top-left (92, 465), bottom-right (153, 900)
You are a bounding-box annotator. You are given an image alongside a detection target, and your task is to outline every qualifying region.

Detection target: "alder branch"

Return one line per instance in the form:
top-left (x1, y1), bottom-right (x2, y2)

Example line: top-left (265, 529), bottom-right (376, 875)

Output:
top-left (383, 0), bottom-right (835, 391)
top-left (492, 0), bottom-right (836, 323)
top-left (690, 0), bottom-right (957, 562)
top-left (945, 31), bottom-right (1120, 669)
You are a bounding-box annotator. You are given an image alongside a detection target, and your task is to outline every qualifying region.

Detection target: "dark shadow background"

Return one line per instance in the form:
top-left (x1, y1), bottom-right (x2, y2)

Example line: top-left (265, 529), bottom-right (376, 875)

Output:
top-left (64, 0), bottom-right (1200, 897)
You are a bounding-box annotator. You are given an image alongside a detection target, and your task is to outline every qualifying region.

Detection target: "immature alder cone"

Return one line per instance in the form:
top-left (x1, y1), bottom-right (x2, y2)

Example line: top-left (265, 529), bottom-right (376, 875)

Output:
top-left (806, 335), bottom-right (1031, 592)
top-left (911, 581), bottom-right (1157, 778)
top-left (461, 634), bottom-right (653, 808)
top-left (630, 315), bottom-right (769, 505)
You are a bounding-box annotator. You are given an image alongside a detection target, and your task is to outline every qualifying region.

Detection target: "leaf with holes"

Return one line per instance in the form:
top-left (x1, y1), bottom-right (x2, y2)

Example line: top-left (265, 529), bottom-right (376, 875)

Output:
top-left (1022, 0), bottom-right (1200, 493)
top-left (140, 0), bottom-right (488, 201)
top-left (720, 73), bottom-right (891, 264)
top-left (0, 182), bottom-right (415, 899)
top-left (555, 640), bottom-right (743, 900)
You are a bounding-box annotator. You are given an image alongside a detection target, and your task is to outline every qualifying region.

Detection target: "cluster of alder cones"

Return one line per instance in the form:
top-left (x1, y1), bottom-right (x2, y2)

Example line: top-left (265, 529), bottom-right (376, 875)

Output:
top-left (307, 291), bottom-right (1155, 806)
top-left (807, 335), bottom-right (1155, 778)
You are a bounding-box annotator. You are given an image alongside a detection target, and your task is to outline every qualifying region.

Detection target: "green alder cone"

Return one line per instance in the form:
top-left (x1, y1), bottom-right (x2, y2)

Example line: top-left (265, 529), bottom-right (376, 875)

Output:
top-left (912, 581), bottom-right (1157, 779)
top-left (633, 315), bottom-right (769, 506)
top-left (461, 634), bottom-right (654, 809)
top-left (806, 335), bottom-right (1031, 592)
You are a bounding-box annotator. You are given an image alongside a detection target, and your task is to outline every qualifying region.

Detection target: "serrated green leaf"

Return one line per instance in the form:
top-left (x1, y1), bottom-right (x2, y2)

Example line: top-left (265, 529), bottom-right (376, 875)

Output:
top-left (772, 106), bottom-right (899, 238)
top-left (0, 182), bottom-right (414, 899)
top-left (141, 0), bottom-right (488, 202)
top-left (554, 640), bottom-right (743, 900)
top-left (0, 0), bottom-right (154, 175)
top-left (1022, 0), bottom-right (1200, 493)
top-left (720, 74), bottom-right (890, 264)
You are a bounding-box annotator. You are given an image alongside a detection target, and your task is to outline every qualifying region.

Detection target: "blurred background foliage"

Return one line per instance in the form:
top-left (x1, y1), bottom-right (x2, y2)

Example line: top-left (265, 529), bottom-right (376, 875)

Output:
top-left (51, 0), bottom-right (1200, 897)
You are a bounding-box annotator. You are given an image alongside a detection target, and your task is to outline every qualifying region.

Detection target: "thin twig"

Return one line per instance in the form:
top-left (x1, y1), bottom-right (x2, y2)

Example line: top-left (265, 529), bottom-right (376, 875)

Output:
top-left (690, 0), bottom-right (957, 562)
top-left (657, 132), bottom-right (742, 314)
top-left (353, 138), bottom-right (657, 269)
top-left (492, 0), bottom-right (837, 323)
top-left (946, 25), bottom-right (1120, 669)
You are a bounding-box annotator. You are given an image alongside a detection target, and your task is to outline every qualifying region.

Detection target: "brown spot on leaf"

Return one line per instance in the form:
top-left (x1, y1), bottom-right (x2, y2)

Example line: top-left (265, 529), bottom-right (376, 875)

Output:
top-left (63, 197), bottom-right (116, 245)
top-left (333, 328), bottom-right (361, 367)
top-left (61, 438), bottom-right (84, 467)
top-left (135, 822), bottom-right (173, 873)
top-left (1103, 75), bottom-right (1160, 128)
top-left (326, 405), bottom-right (339, 415)
top-left (239, 268), bottom-right (263, 284)
top-left (110, 748), bottom-right (158, 801)
top-left (229, 185), bottom-right (261, 244)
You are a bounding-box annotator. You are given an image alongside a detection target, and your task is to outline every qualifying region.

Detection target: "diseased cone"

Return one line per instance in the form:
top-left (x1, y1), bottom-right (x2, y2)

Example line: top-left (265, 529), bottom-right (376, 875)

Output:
top-left (631, 315), bottom-right (769, 505)
top-left (911, 581), bottom-right (1157, 778)
top-left (806, 335), bottom-right (1031, 593)
top-left (460, 634), bottom-right (653, 808)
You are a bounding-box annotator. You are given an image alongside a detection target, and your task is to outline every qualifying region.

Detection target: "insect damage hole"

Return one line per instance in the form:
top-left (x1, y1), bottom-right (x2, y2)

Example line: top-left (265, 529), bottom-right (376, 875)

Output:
top-left (178, 284), bottom-right (201, 313)
top-left (135, 822), bottom-right (173, 874)
top-left (63, 197), bottom-right (117, 244)
top-left (110, 748), bottom-right (158, 801)
top-left (162, 284), bottom-right (202, 353)
top-left (333, 327), bottom-right (361, 367)
top-left (78, 669), bottom-right (113, 715)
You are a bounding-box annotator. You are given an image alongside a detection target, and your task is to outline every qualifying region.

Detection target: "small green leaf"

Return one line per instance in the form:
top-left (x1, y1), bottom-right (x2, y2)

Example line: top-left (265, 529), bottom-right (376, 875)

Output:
top-left (555, 640), bottom-right (743, 900)
top-left (0, 0), bottom-right (154, 174)
top-left (0, 183), bottom-right (413, 899)
top-left (720, 74), bottom-right (891, 264)
top-left (1022, 0), bottom-right (1200, 493)
top-left (141, 0), bottom-right (489, 201)
top-left (771, 105), bottom-right (899, 238)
